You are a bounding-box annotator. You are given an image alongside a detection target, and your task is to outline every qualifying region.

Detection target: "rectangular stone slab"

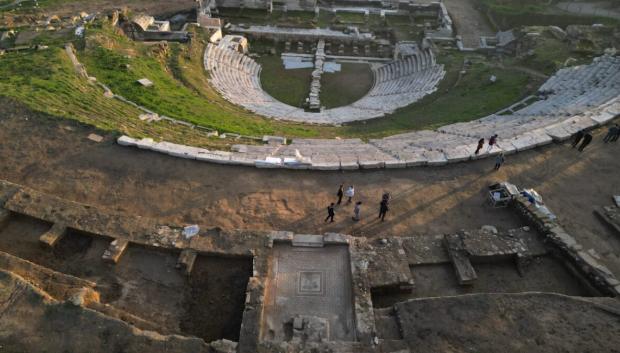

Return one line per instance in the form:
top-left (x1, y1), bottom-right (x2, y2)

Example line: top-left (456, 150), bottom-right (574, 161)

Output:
top-left (102, 238), bottom-right (130, 264)
top-left (292, 234), bottom-right (324, 247)
top-left (0, 208), bottom-right (10, 229)
top-left (176, 249), bottom-right (198, 275)
top-left (39, 223), bottom-right (67, 248)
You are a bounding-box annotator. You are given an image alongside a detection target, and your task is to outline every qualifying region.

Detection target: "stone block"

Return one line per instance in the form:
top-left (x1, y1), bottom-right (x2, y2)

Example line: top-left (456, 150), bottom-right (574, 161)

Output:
top-left (340, 160), bottom-right (360, 170)
top-left (136, 138), bottom-right (156, 149)
top-left (117, 136), bottom-right (138, 146)
top-left (176, 249), bottom-right (197, 275)
top-left (323, 232), bottom-right (349, 245)
top-left (384, 159), bottom-right (407, 169)
top-left (310, 162), bottom-right (340, 170)
top-left (358, 158), bottom-right (384, 169)
top-left (39, 223), bottom-right (67, 248)
top-left (269, 230), bottom-right (294, 243)
top-left (423, 150), bottom-right (447, 166)
top-left (102, 238), bottom-right (130, 263)
top-left (292, 234), bottom-right (324, 247)
top-left (0, 208), bottom-right (10, 229)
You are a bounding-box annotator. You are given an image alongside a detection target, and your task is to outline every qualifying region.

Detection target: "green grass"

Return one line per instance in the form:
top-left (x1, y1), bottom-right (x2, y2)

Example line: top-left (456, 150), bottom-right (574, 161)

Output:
top-left (337, 54), bottom-right (541, 138)
top-left (78, 26), bottom-right (322, 137)
top-left (0, 46), bottom-right (230, 147)
top-left (0, 21), bottom-right (546, 145)
top-left (478, 0), bottom-right (620, 29)
top-left (321, 63), bottom-right (373, 108)
top-left (256, 55), bottom-right (312, 107)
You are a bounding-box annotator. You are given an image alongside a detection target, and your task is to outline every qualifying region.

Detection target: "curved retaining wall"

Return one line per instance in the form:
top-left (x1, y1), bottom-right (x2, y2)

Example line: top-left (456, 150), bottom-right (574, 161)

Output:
top-left (118, 55), bottom-right (620, 170)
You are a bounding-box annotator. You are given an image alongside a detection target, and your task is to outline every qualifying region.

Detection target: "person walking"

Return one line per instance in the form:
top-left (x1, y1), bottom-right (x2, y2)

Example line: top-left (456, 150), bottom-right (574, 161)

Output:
top-left (486, 134), bottom-right (498, 152)
top-left (475, 138), bottom-right (485, 155)
top-left (324, 203), bottom-right (335, 223)
top-left (612, 127), bottom-right (620, 142)
top-left (604, 124), bottom-right (619, 143)
top-left (352, 201), bottom-right (362, 221)
top-left (336, 184), bottom-right (344, 205)
top-left (494, 152), bottom-right (505, 170)
top-left (578, 132), bottom-right (593, 152)
top-left (378, 199), bottom-right (389, 222)
top-left (345, 185), bottom-right (355, 204)
top-left (572, 129), bottom-right (585, 148)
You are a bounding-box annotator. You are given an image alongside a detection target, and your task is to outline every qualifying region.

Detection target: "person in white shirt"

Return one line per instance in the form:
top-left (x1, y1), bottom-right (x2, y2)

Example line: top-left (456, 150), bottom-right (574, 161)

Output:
top-left (345, 185), bottom-right (354, 204)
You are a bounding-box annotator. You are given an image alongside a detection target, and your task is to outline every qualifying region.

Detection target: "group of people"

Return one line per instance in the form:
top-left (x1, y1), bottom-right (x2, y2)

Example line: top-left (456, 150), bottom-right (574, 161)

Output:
top-left (474, 134), bottom-right (499, 155)
top-left (325, 184), bottom-right (391, 223)
top-left (571, 124), bottom-right (619, 151)
top-left (473, 134), bottom-right (506, 171)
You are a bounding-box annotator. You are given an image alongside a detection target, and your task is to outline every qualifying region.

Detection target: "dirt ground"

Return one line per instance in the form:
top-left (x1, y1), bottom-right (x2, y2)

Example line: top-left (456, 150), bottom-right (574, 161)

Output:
top-left (0, 98), bottom-right (619, 274)
top-left (417, 0), bottom-right (495, 47)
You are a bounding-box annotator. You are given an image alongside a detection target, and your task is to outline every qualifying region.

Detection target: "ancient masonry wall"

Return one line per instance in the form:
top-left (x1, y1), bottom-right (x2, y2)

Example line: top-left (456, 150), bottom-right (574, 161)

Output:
top-left (512, 195), bottom-right (620, 297)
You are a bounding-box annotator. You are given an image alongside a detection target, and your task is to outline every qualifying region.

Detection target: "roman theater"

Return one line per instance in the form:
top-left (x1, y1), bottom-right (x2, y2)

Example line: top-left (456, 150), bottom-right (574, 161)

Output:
top-left (0, 0), bottom-right (619, 352)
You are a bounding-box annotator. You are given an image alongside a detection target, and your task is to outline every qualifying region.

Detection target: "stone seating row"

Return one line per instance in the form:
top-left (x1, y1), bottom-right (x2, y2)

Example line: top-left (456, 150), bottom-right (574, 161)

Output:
top-left (374, 49), bottom-right (436, 83)
top-left (151, 54), bottom-right (620, 169)
top-left (203, 44), bottom-right (444, 124)
top-left (118, 95), bottom-right (618, 169)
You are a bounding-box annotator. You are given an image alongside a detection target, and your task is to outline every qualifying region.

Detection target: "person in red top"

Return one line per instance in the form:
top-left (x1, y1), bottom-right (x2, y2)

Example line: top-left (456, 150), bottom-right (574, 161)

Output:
top-left (486, 134), bottom-right (498, 152)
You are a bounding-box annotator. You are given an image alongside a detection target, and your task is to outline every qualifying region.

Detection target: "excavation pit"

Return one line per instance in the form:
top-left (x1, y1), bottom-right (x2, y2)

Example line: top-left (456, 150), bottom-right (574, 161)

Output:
top-left (262, 243), bottom-right (356, 342)
top-left (0, 213), bottom-right (252, 342)
top-left (371, 255), bottom-right (598, 308)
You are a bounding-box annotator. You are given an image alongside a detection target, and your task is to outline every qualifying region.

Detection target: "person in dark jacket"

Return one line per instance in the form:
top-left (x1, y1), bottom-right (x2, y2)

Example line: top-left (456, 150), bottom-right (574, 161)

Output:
top-left (604, 124), bottom-right (619, 143)
top-left (486, 134), bottom-right (498, 152)
top-left (572, 129), bottom-right (585, 148)
top-left (475, 138), bottom-right (485, 155)
top-left (494, 152), bottom-right (505, 170)
top-left (325, 203), bottom-right (335, 223)
top-left (578, 132), bottom-right (593, 152)
top-left (378, 199), bottom-right (389, 222)
top-left (336, 184), bottom-right (344, 205)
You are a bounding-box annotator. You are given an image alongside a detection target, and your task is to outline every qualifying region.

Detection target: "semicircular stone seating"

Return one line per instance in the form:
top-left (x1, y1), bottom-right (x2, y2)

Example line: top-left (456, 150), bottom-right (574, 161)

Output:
top-left (203, 43), bottom-right (445, 124)
top-left (120, 54), bottom-right (620, 170)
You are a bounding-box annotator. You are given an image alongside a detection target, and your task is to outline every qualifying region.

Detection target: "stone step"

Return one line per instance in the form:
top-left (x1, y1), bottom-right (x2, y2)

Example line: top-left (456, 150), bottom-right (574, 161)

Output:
top-left (102, 238), bottom-right (130, 264)
top-left (39, 223), bottom-right (67, 248)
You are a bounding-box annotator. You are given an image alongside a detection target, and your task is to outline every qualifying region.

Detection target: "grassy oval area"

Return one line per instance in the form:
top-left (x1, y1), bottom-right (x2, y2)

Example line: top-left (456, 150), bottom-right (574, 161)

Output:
top-left (321, 63), bottom-right (373, 108)
top-left (257, 56), bottom-right (374, 109)
top-left (256, 55), bottom-right (312, 107)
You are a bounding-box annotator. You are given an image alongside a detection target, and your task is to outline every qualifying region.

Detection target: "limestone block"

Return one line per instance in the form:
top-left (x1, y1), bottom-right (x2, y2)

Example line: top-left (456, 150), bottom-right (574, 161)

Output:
top-left (195, 152), bottom-right (232, 164)
top-left (384, 159), bottom-right (407, 168)
top-left (229, 155), bottom-right (256, 166)
top-left (292, 234), bottom-right (324, 248)
top-left (255, 157), bottom-right (283, 168)
top-left (176, 249), bottom-right (197, 275)
top-left (358, 158), bottom-right (385, 169)
top-left (310, 162), bottom-right (340, 170)
top-left (268, 230), bottom-right (294, 243)
top-left (0, 208), bottom-right (10, 229)
top-left (117, 135), bottom-right (138, 146)
top-left (340, 160), bottom-right (360, 170)
top-left (323, 233), bottom-right (349, 245)
top-left (136, 138), bottom-right (156, 149)
top-left (39, 223), bottom-right (67, 248)
top-left (102, 238), bottom-right (129, 264)
top-left (444, 146), bottom-right (472, 163)
top-left (423, 150), bottom-right (448, 166)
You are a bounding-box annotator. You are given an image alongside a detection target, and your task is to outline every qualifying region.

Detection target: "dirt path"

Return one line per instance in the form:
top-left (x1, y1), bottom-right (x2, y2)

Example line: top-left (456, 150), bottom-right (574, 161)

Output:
top-left (1, 99), bottom-right (619, 275)
top-left (417, 0), bottom-right (495, 48)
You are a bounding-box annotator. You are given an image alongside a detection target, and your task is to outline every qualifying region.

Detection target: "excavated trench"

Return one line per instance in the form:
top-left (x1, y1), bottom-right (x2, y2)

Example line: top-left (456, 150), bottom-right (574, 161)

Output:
top-left (0, 212), bottom-right (252, 342)
top-left (371, 255), bottom-right (600, 309)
